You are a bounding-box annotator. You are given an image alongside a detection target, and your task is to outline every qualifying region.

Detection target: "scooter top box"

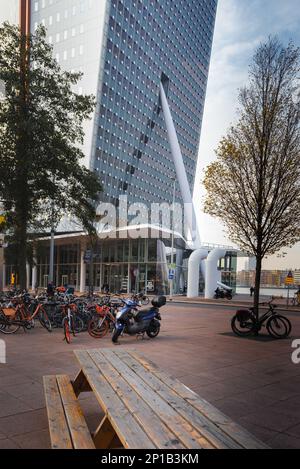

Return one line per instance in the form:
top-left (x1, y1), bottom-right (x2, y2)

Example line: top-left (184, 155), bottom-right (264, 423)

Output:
top-left (151, 296), bottom-right (166, 308)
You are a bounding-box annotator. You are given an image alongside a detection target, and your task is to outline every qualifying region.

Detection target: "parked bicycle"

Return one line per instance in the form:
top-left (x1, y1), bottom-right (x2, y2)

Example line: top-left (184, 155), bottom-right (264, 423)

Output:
top-left (231, 299), bottom-right (292, 339)
top-left (87, 304), bottom-right (116, 338)
top-left (62, 299), bottom-right (78, 344)
top-left (0, 306), bottom-right (21, 334)
top-left (131, 291), bottom-right (150, 306)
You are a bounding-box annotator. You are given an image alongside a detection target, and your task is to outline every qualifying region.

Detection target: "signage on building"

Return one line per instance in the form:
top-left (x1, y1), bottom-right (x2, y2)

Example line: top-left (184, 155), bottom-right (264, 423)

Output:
top-left (83, 250), bottom-right (92, 263)
top-left (168, 268), bottom-right (175, 280)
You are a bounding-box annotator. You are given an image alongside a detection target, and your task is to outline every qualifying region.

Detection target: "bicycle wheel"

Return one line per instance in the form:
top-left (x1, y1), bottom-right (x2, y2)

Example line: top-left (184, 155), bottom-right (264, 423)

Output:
top-left (0, 314), bottom-right (20, 334)
top-left (38, 309), bottom-right (52, 332)
top-left (63, 318), bottom-right (71, 344)
top-left (231, 311), bottom-right (256, 336)
top-left (266, 315), bottom-right (291, 339)
top-left (88, 316), bottom-right (109, 338)
top-left (73, 316), bottom-right (84, 333)
top-left (53, 311), bottom-right (63, 328)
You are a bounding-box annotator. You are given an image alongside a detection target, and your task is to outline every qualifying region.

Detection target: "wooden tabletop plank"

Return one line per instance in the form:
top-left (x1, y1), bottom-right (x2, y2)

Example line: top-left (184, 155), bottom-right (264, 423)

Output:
top-left (130, 352), bottom-right (269, 450)
top-left (115, 350), bottom-right (241, 449)
top-left (56, 375), bottom-right (95, 450)
top-left (43, 376), bottom-right (73, 449)
top-left (89, 349), bottom-right (186, 450)
top-left (73, 350), bottom-right (156, 449)
top-left (100, 349), bottom-right (213, 449)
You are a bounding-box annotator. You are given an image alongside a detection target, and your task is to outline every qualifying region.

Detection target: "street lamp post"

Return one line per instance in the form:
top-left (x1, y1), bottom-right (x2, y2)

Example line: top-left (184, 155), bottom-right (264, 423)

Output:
top-left (169, 177), bottom-right (176, 300)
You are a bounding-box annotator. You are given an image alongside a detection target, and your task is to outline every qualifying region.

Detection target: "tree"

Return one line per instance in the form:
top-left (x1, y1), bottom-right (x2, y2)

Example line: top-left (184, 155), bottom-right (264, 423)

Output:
top-left (0, 23), bottom-right (102, 289)
top-left (203, 37), bottom-right (300, 314)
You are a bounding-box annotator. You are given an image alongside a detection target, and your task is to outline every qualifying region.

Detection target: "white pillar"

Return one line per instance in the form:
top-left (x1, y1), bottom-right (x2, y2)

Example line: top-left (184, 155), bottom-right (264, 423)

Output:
top-left (205, 249), bottom-right (227, 299)
top-left (187, 249), bottom-right (208, 297)
top-left (80, 247), bottom-right (86, 293)
top-left (159, 82), bottom-right (201, 249)
top-left (32, 248), bottom-right (37, 291)
top-left (26, 263), bottom-right (30, 291)
top-left (32, 265), bottom-right (37, 291)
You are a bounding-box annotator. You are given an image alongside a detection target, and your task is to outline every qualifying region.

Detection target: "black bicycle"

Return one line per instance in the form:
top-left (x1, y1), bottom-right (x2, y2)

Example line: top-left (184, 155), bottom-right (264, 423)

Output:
top-left (231, 300), bottom-right (292, 339)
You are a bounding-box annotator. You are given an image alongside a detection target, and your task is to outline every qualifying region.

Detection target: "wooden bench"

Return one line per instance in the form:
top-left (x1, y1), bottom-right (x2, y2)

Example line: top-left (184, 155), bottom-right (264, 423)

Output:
top-left (68, 349), bottom-right (268, 449)
top-left (43, 375), bottom-right (95, 449)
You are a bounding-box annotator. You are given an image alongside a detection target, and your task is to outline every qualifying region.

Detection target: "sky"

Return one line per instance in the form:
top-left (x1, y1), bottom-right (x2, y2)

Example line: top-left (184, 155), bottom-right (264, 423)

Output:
top-left (193, 0), bottom-right (300, 270)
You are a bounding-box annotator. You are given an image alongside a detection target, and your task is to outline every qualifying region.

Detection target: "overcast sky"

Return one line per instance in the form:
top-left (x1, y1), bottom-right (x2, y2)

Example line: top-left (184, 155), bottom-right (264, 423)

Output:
top-left (193, 0), bottom-right (300, 270)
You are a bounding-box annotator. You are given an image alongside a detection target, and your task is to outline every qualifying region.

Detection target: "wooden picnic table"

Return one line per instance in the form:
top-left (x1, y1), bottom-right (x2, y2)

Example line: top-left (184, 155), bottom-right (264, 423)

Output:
top-left (67, 348), bottom-right (268, 450)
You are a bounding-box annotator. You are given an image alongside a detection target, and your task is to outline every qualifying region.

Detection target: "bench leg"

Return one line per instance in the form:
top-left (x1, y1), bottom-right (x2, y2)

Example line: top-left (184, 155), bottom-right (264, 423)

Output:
top-left (72, 370), bottom-right (92, 397)
top-left (93, 416), bottom-right (121, 449)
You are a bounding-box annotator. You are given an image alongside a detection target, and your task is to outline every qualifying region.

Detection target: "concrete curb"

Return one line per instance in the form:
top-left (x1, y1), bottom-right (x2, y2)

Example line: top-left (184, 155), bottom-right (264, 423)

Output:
top-left (167, 298), bottom-right (300, 313)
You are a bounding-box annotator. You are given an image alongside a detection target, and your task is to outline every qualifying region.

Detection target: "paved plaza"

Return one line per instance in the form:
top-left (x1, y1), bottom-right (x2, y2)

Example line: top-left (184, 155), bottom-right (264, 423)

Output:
top-left (0, 303), bottom-right (300, 449)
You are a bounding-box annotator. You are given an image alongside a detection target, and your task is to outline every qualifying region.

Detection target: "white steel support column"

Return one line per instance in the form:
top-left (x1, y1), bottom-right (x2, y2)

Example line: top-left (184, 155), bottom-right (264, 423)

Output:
top-left (205, 249), bottom-right (227, 299)
top-left (159, 82), bottom-right (201, 249)
top-left (187, 249), bottom-right (208, 297)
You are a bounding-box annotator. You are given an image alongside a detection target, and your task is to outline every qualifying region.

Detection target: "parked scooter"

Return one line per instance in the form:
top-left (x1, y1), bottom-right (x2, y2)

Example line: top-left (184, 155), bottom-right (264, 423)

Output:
top-left (112, 296), bottom-right (166, 343)
top-left (214, 287), bottom-right (233, 300)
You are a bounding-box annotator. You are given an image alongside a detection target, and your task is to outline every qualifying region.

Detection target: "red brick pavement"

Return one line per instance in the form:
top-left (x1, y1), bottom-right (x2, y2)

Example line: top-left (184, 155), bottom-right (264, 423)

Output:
top-left (0, 303), bottom-right (299, 449)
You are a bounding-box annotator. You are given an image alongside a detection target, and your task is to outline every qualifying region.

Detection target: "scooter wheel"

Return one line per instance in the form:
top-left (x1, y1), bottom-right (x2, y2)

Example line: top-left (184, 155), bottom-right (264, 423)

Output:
top-left (112, 327), bottom-right (122, 343)
top-left (146, 320), bottom-right (160, 338)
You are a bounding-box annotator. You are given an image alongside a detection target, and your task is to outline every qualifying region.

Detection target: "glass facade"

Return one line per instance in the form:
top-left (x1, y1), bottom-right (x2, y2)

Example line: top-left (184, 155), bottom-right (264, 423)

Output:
top-left (96, 0), bottom-right (217, 207)
top-left (24, 238), bottom-right (171, 293)
top-left (30, 0), bottom-right (218, 209)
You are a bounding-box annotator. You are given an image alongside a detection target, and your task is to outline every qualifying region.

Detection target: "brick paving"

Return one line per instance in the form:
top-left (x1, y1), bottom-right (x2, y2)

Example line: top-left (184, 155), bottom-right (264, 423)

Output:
top-left (0, 303), bottom-right (299, 449)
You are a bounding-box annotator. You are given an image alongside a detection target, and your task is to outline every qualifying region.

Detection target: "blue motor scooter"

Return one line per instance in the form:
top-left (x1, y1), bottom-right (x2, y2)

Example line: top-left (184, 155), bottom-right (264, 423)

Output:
top-left (112, 296), bottom-right (166, 343)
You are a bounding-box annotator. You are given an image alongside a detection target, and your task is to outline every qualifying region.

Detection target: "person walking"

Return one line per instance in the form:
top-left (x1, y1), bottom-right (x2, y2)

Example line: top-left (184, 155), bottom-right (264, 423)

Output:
top-left (250, 286), bottom-right (254, 297)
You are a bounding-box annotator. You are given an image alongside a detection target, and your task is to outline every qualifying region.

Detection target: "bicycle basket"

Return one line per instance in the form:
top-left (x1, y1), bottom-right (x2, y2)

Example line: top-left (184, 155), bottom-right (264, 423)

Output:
top-left (236, 309), bottom-right (253, 322)
top-left (2, 308), bottom-right (16, 318)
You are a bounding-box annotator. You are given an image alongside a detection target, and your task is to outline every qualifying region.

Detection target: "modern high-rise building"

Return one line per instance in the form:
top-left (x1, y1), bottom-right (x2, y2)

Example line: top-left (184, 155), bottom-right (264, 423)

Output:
top-left (27, 0), bottom-right (218, 208)
top-left (1, 0), bottom-right (225, 294)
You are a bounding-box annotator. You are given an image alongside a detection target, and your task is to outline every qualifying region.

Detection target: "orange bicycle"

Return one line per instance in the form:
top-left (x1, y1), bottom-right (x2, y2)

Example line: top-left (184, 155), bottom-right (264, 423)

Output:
top-left (87, 304), bottom-right (115, 338)
top-left (14, 295), bottom-right (52, 332)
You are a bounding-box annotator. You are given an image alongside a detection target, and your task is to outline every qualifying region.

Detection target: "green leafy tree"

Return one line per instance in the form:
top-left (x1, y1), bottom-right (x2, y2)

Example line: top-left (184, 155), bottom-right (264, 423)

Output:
top-left (0, 23), bottom-right (102, 289)
top-left (204, 38), bottom-right (300, 313)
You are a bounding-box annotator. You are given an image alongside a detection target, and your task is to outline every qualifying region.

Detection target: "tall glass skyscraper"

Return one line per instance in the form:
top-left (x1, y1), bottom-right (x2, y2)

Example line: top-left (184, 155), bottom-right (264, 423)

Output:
top-left (29, 0), bottom-right (218, 207)
top-left (1, 0), bottom-right (223, 294)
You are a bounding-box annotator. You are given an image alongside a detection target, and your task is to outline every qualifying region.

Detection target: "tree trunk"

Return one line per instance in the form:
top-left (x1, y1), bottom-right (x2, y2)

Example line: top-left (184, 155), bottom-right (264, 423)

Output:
top-left (14, 33), bottom-right (30, 291)
top-left (254, 254), bottom-right (262, 319)
top-left (15, 209), bottom-right (28, 290)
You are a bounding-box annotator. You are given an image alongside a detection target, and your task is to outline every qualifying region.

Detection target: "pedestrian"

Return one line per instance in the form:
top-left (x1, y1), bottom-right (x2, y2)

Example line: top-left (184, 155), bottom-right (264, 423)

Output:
top-left (250, 286), bottom-right (254, 297)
